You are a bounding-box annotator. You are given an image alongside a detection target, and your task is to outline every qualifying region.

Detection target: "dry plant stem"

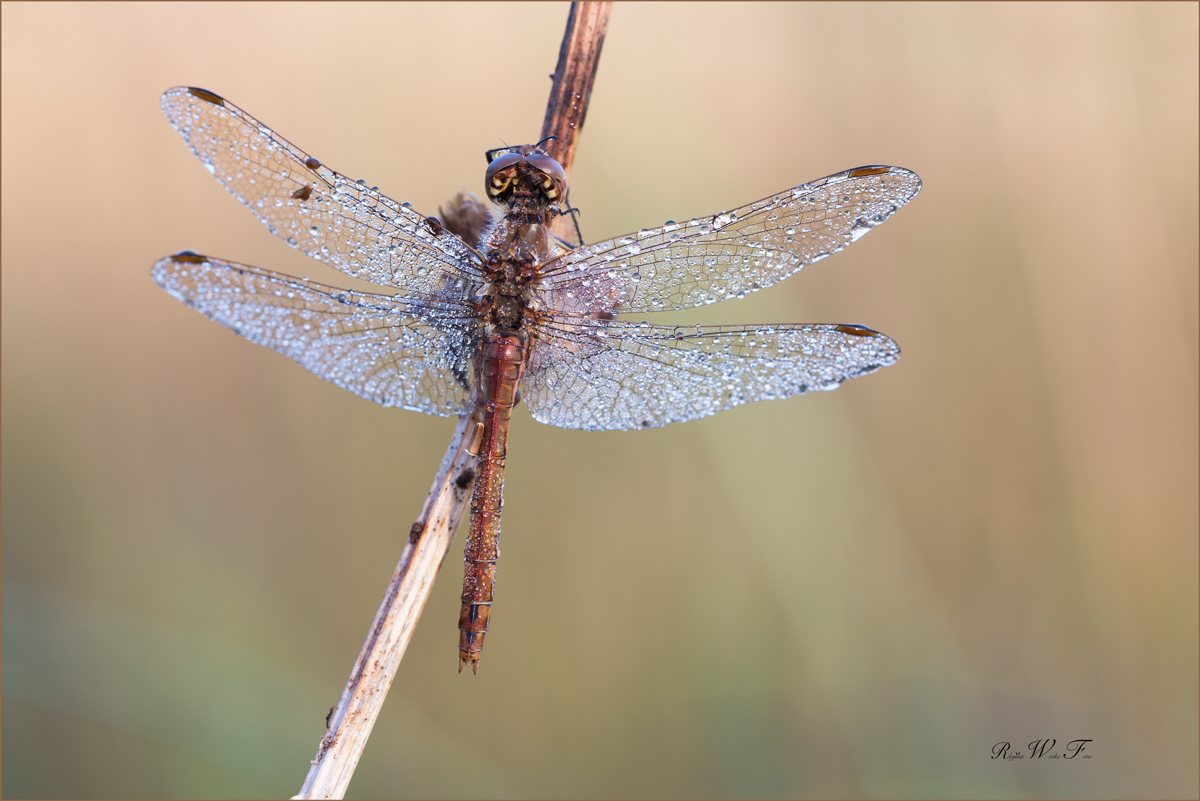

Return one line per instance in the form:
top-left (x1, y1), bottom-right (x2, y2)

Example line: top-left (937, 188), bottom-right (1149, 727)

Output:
top-left (541, 1), bottom-right (611, 172)
top-left (295, 3), bottom-right (609, 798)
top-left (542, 1), bottom-right (611, 242)
top-left (295, 409), bottom-right (482, 799)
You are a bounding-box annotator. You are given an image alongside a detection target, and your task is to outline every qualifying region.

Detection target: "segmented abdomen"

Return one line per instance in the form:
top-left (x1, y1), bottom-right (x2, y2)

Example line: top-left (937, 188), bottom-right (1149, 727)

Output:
top-left (458, 331), bottom-right (531, 673)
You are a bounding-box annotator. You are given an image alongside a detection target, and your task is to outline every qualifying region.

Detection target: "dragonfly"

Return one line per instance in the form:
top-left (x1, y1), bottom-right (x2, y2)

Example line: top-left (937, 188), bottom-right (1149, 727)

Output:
top-left (153, 86), bottom-right (920, 673)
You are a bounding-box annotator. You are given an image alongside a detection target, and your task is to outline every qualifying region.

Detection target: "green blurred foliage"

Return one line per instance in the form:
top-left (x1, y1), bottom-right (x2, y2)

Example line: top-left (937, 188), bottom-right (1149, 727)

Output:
top-left (2, 3), bottom-right (1196, 798)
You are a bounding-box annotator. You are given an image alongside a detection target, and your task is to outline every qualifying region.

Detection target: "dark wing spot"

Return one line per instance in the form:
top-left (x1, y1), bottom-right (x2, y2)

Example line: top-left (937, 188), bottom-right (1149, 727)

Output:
top-left (187, 87), bottom-right (225, 106)
top-left (847, 166), bottom-right (890, 178)
top-left (593, 310), bottom-right (615, 321)
top-left (424, 216), bottom-right (445, 235)
top-left (453, 365), bottom-right (471, 392)
top-left (835, 324), bottom-right (876, 337)
top-left (304, 157), bottom-right (321, 170)
top-left (172, 250), bottom-right (206, 263)
top-left (291, 184), bottom-right (312, 201)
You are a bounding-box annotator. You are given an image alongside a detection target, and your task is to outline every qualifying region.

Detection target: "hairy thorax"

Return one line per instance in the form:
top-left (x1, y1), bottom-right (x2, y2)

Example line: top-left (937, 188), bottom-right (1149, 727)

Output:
top-left (478, 216), bottom-right (560, 332)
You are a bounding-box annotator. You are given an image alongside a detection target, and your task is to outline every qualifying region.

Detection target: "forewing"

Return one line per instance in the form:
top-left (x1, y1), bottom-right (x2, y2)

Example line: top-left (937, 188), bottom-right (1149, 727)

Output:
top-left (160, 87), bottom-right (484, 294)
top-left (152, 253), bottom-right (477, 416)
top-left (539, 166), bottom-right (920, 315)
top-left (522, 319), bottom-right (899, 430)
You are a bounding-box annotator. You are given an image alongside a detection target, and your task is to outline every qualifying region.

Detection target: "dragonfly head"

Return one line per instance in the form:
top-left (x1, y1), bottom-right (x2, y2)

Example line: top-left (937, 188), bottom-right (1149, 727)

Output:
top-left (484, 142), bottom-right (567, 210)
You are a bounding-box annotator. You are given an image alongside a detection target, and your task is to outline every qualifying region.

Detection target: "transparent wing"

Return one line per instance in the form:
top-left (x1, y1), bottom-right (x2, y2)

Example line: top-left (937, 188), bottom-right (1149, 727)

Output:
top-left (160, 87), bottom-right (485, 295)
top-left (522, 318), bottom-right (899, 430)
top-left (152, 252), bottom-right (478, 416)
top-left (538, 166), bottom-right (920, 315)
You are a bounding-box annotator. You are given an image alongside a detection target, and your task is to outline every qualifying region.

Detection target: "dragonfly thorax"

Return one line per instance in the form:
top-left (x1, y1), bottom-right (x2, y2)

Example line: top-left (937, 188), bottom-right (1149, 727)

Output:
top-left (479, 217), bottom-right (557, 331)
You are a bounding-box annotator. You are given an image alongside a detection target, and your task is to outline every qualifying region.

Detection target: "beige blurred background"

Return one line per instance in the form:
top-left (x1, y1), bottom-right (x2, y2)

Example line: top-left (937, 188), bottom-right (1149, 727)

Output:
top-left (2, 2), bottom-right (1196, 798)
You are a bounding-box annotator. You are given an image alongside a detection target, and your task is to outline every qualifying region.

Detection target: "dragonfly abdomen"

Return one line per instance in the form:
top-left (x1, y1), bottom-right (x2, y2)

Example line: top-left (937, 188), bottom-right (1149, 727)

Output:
top-left (458, 331), bottom-right (532, 674)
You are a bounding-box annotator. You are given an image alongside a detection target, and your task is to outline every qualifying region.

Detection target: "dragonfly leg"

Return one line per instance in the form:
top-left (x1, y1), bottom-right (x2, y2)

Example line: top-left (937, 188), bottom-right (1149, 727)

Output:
top-left (550, 191), bottom-right (585, 248)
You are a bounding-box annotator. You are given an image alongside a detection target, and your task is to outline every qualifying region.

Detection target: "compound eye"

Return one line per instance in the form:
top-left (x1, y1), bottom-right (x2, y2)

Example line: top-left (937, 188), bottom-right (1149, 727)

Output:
top-left (525, 154), bottom-right (568, 198)
top-left (485, 152), bottom-right (522, 177)
top-left (484, 152), bottom-right (523, 199)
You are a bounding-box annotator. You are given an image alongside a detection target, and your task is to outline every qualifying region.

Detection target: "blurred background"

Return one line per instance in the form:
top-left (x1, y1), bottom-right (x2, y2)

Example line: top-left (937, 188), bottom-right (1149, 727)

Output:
top-left (3, 3), bottom-right (1196, 798)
